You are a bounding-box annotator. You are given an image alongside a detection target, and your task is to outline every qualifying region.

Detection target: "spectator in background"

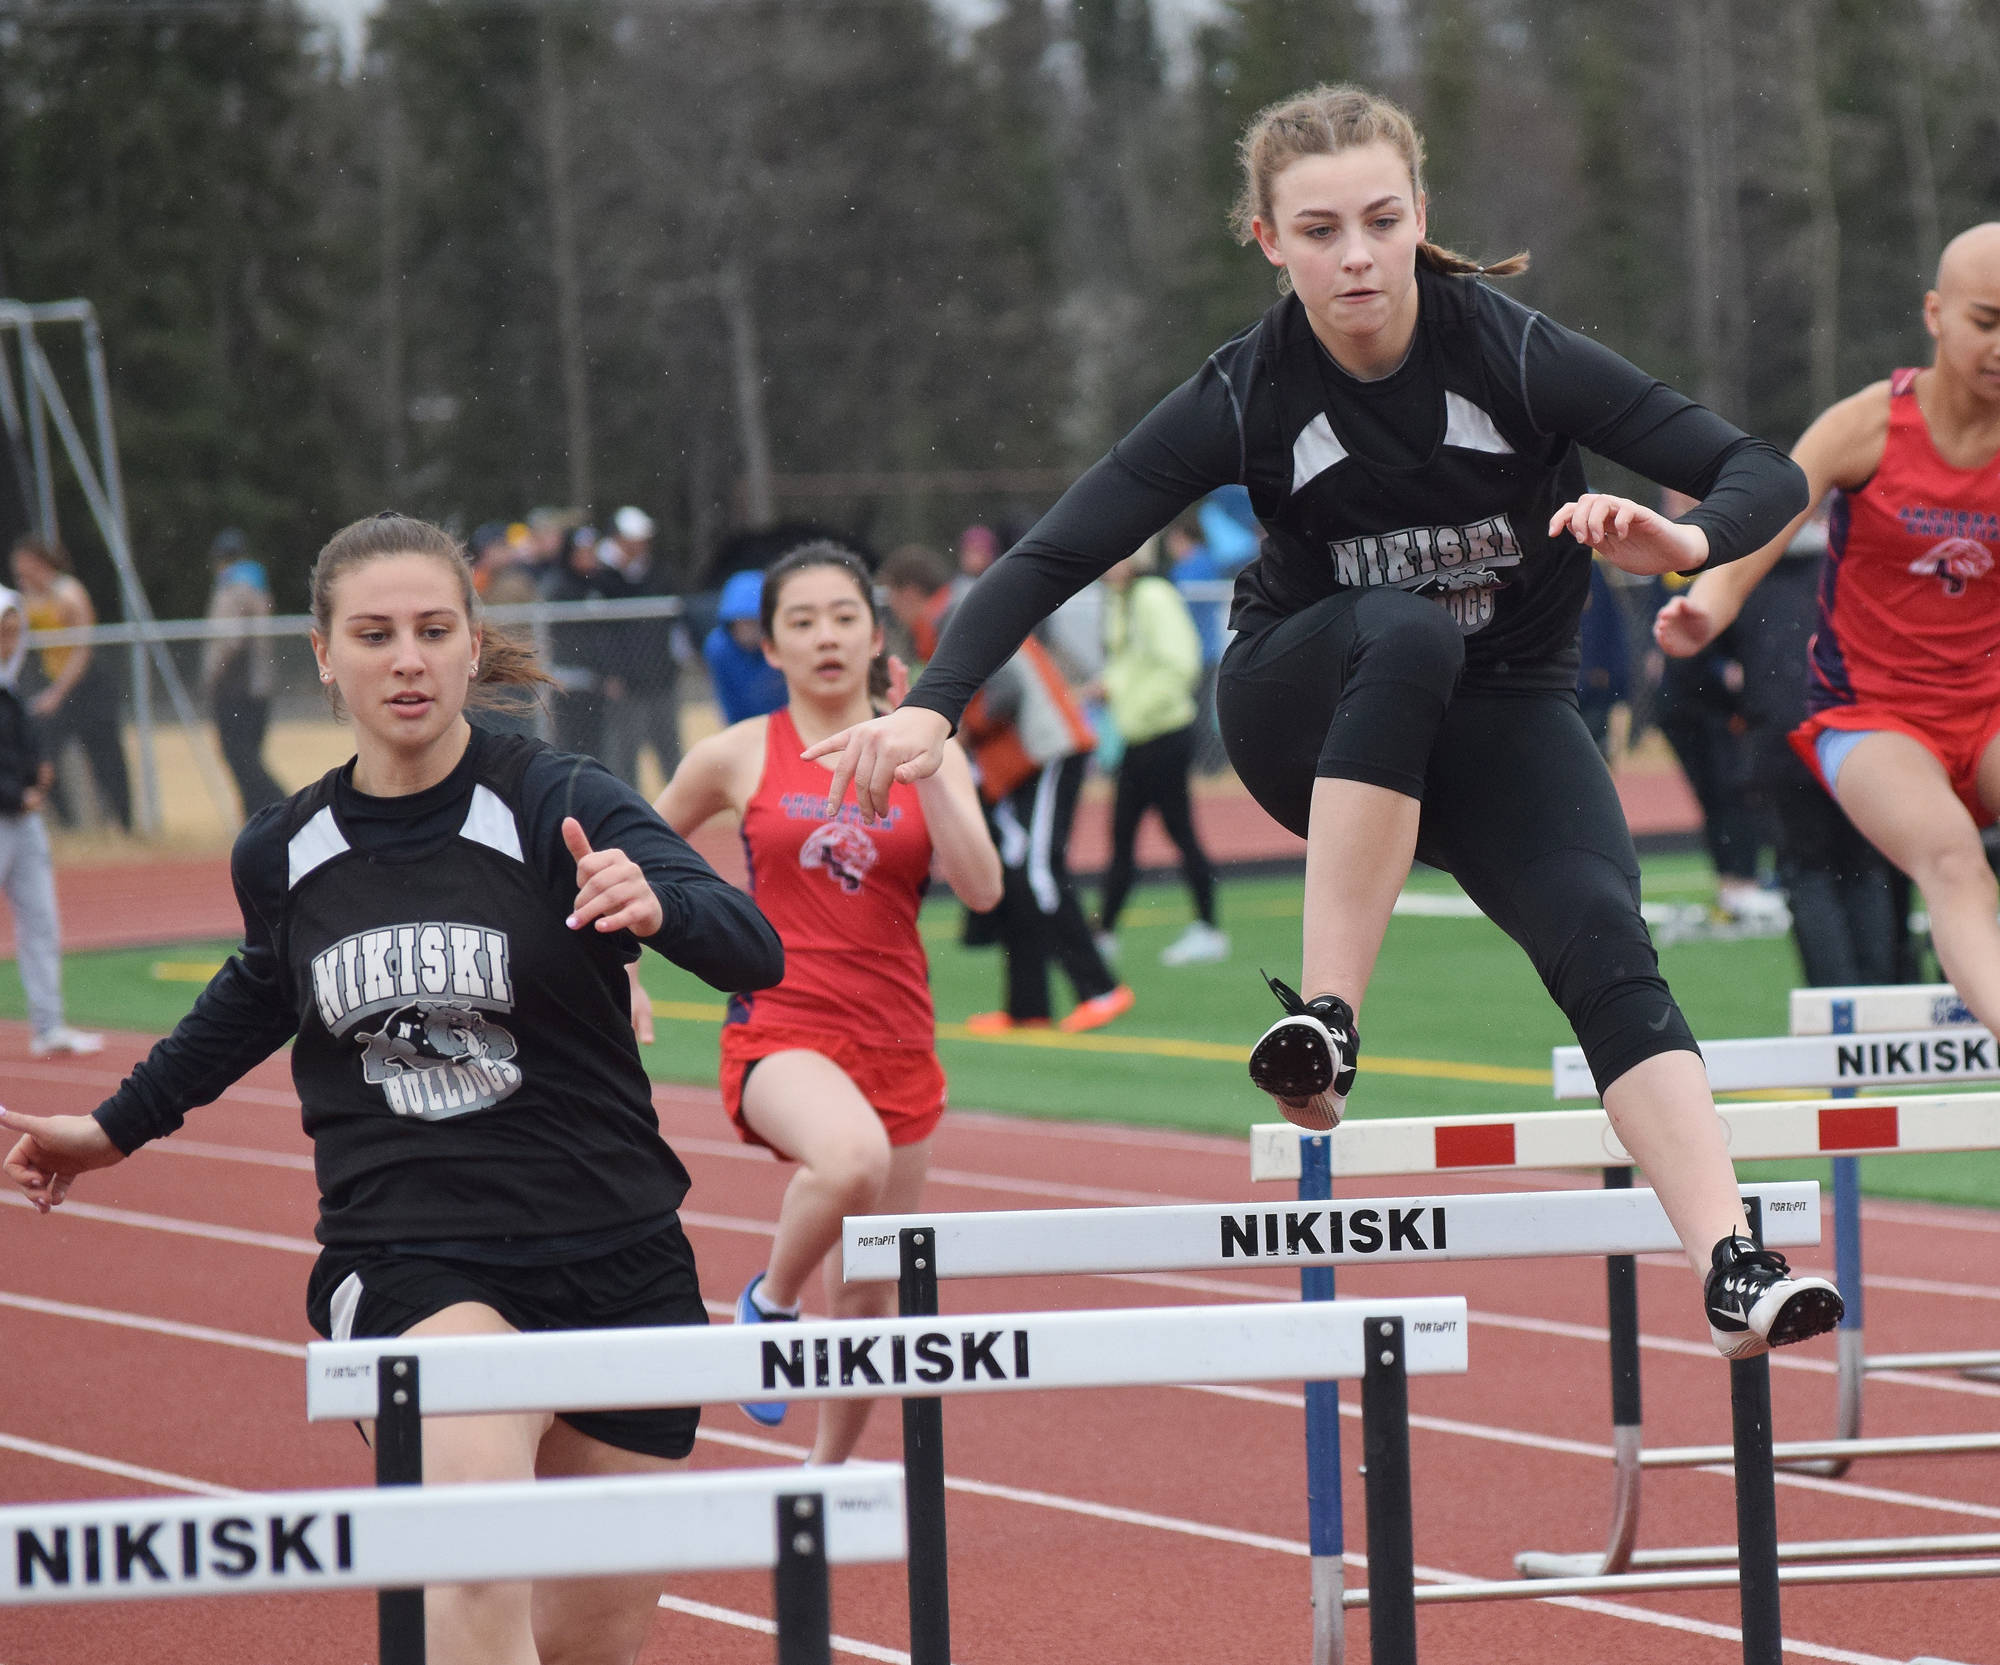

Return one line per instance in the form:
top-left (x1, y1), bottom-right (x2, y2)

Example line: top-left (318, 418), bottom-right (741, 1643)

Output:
top-left (1650, 490), bottom-right (1783, 924)
top-left (1092, 538), bottom-right (1226, 967)
top-left (465, 522), bottom-right (543, 737)
top-left (1169, 490), bottom-right (1259, 773)
top-left (8, 536), bottom-right (130, 833)
top-left (598, 505), bottom-right (685, 790)
top-left (540, 522), bottom-right (615, 757)
top-left (200, 529), bottom-right (283, 818)
top-left (0, 584), bottom-right (100, 1056)
top-left (703, 569), bottom-right (787, 725)
top-left (880, 545), bottom-right (1131, 1033)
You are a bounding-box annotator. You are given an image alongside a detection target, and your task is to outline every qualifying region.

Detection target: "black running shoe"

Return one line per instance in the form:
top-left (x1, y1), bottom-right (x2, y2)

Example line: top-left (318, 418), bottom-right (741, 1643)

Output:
top-left (1704, 1235), bottom-right (1844, 1359)
top-left (1248, 973), bottom-right (1359, 1132)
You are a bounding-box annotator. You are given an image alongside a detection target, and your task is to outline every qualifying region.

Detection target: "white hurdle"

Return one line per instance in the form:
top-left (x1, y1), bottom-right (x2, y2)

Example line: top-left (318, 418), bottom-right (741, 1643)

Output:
top-left (307, 1296), bottom-right (1466, 1665)
top-left (841, 1181), bottom-right (1820, 1665)
top-left (0, 1464), bottom-right (906, 1665)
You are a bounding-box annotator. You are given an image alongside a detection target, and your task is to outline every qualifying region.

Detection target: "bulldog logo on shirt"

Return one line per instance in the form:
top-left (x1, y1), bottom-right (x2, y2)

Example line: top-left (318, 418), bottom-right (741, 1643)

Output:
top-left (800, 820), bottom-right (879, 894)
top-left (309, 921), bottom-right (524, 1119)
top-left (1909, 537), bottom-right (1994, 597)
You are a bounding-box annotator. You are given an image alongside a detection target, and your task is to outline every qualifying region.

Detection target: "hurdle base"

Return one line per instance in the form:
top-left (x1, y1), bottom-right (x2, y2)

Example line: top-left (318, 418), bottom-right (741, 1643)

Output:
top-left (1310, 1555), bottom-right (1344, 1665)
top-left (1513, 1551), bottom-right (1609, 1579)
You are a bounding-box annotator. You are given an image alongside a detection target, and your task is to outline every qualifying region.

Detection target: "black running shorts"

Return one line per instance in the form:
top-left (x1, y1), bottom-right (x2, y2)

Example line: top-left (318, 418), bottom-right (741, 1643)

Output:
top-left (305, 1216), bottom-right (708, 1459)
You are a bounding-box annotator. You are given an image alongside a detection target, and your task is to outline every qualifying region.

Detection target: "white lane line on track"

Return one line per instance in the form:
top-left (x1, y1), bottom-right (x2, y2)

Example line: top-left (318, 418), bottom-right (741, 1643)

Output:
top-left (0, 1188), bottom-right (319, 1254)
top-left (654, 1594), bottom-right (909, 1663)
top-left (0, 1434), bottom-right (240, 1499)
top-left (0, 1290), bottom-right (309, 1358)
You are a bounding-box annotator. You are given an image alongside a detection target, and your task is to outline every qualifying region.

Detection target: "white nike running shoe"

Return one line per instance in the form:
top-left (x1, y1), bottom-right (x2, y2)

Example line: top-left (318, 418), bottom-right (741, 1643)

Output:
top-left (1704, 1235), bottom-right (1844, 1359)
top-left (1247, 973), bottom-right (1358, 1132)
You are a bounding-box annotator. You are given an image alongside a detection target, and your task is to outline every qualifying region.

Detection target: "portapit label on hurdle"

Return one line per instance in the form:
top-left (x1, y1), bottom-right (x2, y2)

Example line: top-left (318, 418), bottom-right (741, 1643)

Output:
top-left (304, 1298), bottom-right (1470, 1422)
top-left (840, 1181), bottom-right (1819, 1282)
top-left (0, 1466), bottom-right (907, 1604)
top-left (1789, 982), bottom-right (1977, 1034)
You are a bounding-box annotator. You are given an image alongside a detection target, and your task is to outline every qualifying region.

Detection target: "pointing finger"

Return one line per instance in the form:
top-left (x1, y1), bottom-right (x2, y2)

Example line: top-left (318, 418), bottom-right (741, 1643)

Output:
top-left (561, 816), bottom-right (594, 864)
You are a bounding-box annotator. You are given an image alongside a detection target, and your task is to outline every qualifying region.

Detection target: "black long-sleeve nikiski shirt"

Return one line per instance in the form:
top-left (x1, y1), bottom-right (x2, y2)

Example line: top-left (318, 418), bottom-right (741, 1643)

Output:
top-left (93, 726), bottom-right (783, 1247)
top-left (906, 267), bottom-right (1808, 728)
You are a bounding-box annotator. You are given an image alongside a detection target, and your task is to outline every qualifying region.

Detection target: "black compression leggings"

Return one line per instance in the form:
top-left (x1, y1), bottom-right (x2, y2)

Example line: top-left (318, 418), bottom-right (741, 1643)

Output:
top-left (1217, 587), bottom-right (1698, 1095)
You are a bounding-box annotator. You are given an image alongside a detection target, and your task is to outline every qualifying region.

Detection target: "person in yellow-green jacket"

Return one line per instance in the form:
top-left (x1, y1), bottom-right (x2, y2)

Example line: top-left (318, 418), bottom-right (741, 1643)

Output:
top-left (1091, 538), bottom-right (1228, 966)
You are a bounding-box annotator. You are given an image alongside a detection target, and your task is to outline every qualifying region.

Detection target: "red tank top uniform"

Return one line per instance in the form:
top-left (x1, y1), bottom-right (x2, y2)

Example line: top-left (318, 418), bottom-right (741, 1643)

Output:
top-left (719, 706), bottom-right (947, 1146)
top-left (1792, 368), bottom-right (2000, 820)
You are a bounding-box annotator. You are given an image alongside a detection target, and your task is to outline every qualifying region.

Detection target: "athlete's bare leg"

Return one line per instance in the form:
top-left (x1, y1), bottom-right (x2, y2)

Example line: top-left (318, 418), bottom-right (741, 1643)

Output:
top-left (1300, 776), bottom-right (1419, 1009)
top-left (1601, 1050), bottom-right (1754, 1282)
top-left (530, 1421), bottom-right (687, 1665)
top-left (807, 1140), bottom-right (931, 1465)
top-left (390, 1303), bottom-right (554, 1665)
top-left (1834, 731), bottom-right (2000, 1032)
top-left (741, 1050), bottom-right (894, 1312)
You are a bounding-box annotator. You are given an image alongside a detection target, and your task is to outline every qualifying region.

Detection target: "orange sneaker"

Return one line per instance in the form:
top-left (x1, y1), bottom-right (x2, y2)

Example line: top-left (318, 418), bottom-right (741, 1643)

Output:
top-left (963, 1011), bottom-right (1052, 1035)
top-left (1058, 984), bottom-right (1135, 1033)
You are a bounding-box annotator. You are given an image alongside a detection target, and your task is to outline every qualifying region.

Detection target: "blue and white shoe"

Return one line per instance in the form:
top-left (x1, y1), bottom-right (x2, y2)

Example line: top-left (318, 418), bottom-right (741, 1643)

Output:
top-left (734, 1272), bottom-right (796, 1426)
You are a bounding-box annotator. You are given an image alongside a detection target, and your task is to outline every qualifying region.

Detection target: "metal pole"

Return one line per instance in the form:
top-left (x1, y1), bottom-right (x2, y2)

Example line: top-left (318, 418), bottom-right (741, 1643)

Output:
top-left (1361, 1316), bottom-right (1417, 1665)
top-left (1516, 1163), bottom-right (1642, 1580)
top-left (1732, 1200), bottom-right (1783, 1665)
top-left (18, 322), bottom-right (56, 540)
top-left (375, 1355), bottom-right (425, 1665)
top-left (774, 1492), bottom-right (832, 1665)
top-left (1299, 1132), bottom-right (1345, 1665)
top-left (80, 313), bottom-right (160, 835)
top-left (898, 1227), bottom-right (950, 1665)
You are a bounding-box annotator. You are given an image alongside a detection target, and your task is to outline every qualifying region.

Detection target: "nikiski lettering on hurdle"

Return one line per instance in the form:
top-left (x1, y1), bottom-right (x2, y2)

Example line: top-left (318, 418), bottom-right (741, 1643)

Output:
top-left (0, 1465), bottom-right (908, 1665)
top-left (306, 1293), bottom-right (1468, 1665)
top-left (841, 1182), bottom-right (1818, 1665)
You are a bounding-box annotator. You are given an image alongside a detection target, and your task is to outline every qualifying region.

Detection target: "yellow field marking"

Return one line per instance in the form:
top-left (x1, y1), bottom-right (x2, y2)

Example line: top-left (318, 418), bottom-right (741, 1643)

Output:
top-left (646, 1000), bottom-right (1547, 1085)
top-left (145, 965), bottom-right (1546, 1087)
top-left (152, 960), bottom-right (225, 982)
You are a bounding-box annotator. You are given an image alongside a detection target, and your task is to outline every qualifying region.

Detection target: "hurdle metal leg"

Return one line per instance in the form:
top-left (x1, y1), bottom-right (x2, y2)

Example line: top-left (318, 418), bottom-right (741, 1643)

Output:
top-left (1360, 1316), bottom-right (1417, 1665)
top-left (898, 1228), bottom-right (950, 1665)
top-left (775, 1492), bottom-right (832, 1665)
top-left (1780, 1151), bottom-right (1863, 1478)
top-left (1516, 1165), bottom-right (1643, 1580)
top-left (1733, 1201), bottom-right (1783, 1665)
top-left (1300, 1132), bottom-right (1346, 1665)
top-left (375, 1354), bottom-right (425, 1665)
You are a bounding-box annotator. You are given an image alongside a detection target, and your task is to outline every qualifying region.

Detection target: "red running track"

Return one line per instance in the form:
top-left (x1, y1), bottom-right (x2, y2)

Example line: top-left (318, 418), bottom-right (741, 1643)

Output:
top-left (1, 1025), bottom-right (1996, 1665)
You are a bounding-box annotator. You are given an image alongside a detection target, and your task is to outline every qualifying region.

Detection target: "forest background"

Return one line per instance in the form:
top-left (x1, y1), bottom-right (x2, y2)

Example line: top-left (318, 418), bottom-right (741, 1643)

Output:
top-left (2, 0), bottom-right (1997, 617)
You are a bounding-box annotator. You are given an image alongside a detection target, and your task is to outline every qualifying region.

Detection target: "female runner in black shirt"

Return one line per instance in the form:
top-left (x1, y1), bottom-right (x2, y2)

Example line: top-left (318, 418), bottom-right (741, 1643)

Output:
top-left (1, 514), bottom-right (783, 1665)
top-left (806, 84), bottom-right (1841, 1360)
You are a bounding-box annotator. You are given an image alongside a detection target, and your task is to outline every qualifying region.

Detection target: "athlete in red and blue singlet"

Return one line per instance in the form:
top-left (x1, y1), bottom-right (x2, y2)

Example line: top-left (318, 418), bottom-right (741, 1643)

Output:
top-left (649, 542), bottom-right (1001, 1463)
top-left (1793, 365), bottom-right (2000, 821)
top-left (722, 703), bottom-right (945, 1139)
top-left (1660, 229), bottom-right (2000, 1251)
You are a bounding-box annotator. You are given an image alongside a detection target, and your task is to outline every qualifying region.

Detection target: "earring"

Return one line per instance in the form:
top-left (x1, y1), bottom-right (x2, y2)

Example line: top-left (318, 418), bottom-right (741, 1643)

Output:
top-left (468, 662), bottom-right (479, 677)
top-left (319, 671), bottom-right (332, 684)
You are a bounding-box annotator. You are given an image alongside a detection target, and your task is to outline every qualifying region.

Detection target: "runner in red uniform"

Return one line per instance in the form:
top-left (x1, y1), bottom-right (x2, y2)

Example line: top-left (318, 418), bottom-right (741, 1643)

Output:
top-left (644, 542), bottom-right (1001, 1461)
top-left (1660, 222), bottom-right (2000, 1038)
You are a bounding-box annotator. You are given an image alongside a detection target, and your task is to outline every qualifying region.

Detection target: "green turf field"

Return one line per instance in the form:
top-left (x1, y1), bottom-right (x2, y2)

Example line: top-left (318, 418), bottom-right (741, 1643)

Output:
top-left (7, 854), bottom-right (1995, 1209)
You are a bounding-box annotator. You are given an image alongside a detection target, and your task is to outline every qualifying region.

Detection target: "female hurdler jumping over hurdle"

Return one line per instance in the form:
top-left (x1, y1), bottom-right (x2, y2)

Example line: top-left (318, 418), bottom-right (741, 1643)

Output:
top-left (806, 84), bottom-right (1843, 1360)
top-left (1658, 223), bottom-right (2000, 1060)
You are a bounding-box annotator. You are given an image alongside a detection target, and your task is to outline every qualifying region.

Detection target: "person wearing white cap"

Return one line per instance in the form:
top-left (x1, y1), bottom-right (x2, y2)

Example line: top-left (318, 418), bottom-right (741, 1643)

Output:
top-left (0, 585), bottom-right (101, 1057)
top-left (599, 505), bottom-right (687, 790)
